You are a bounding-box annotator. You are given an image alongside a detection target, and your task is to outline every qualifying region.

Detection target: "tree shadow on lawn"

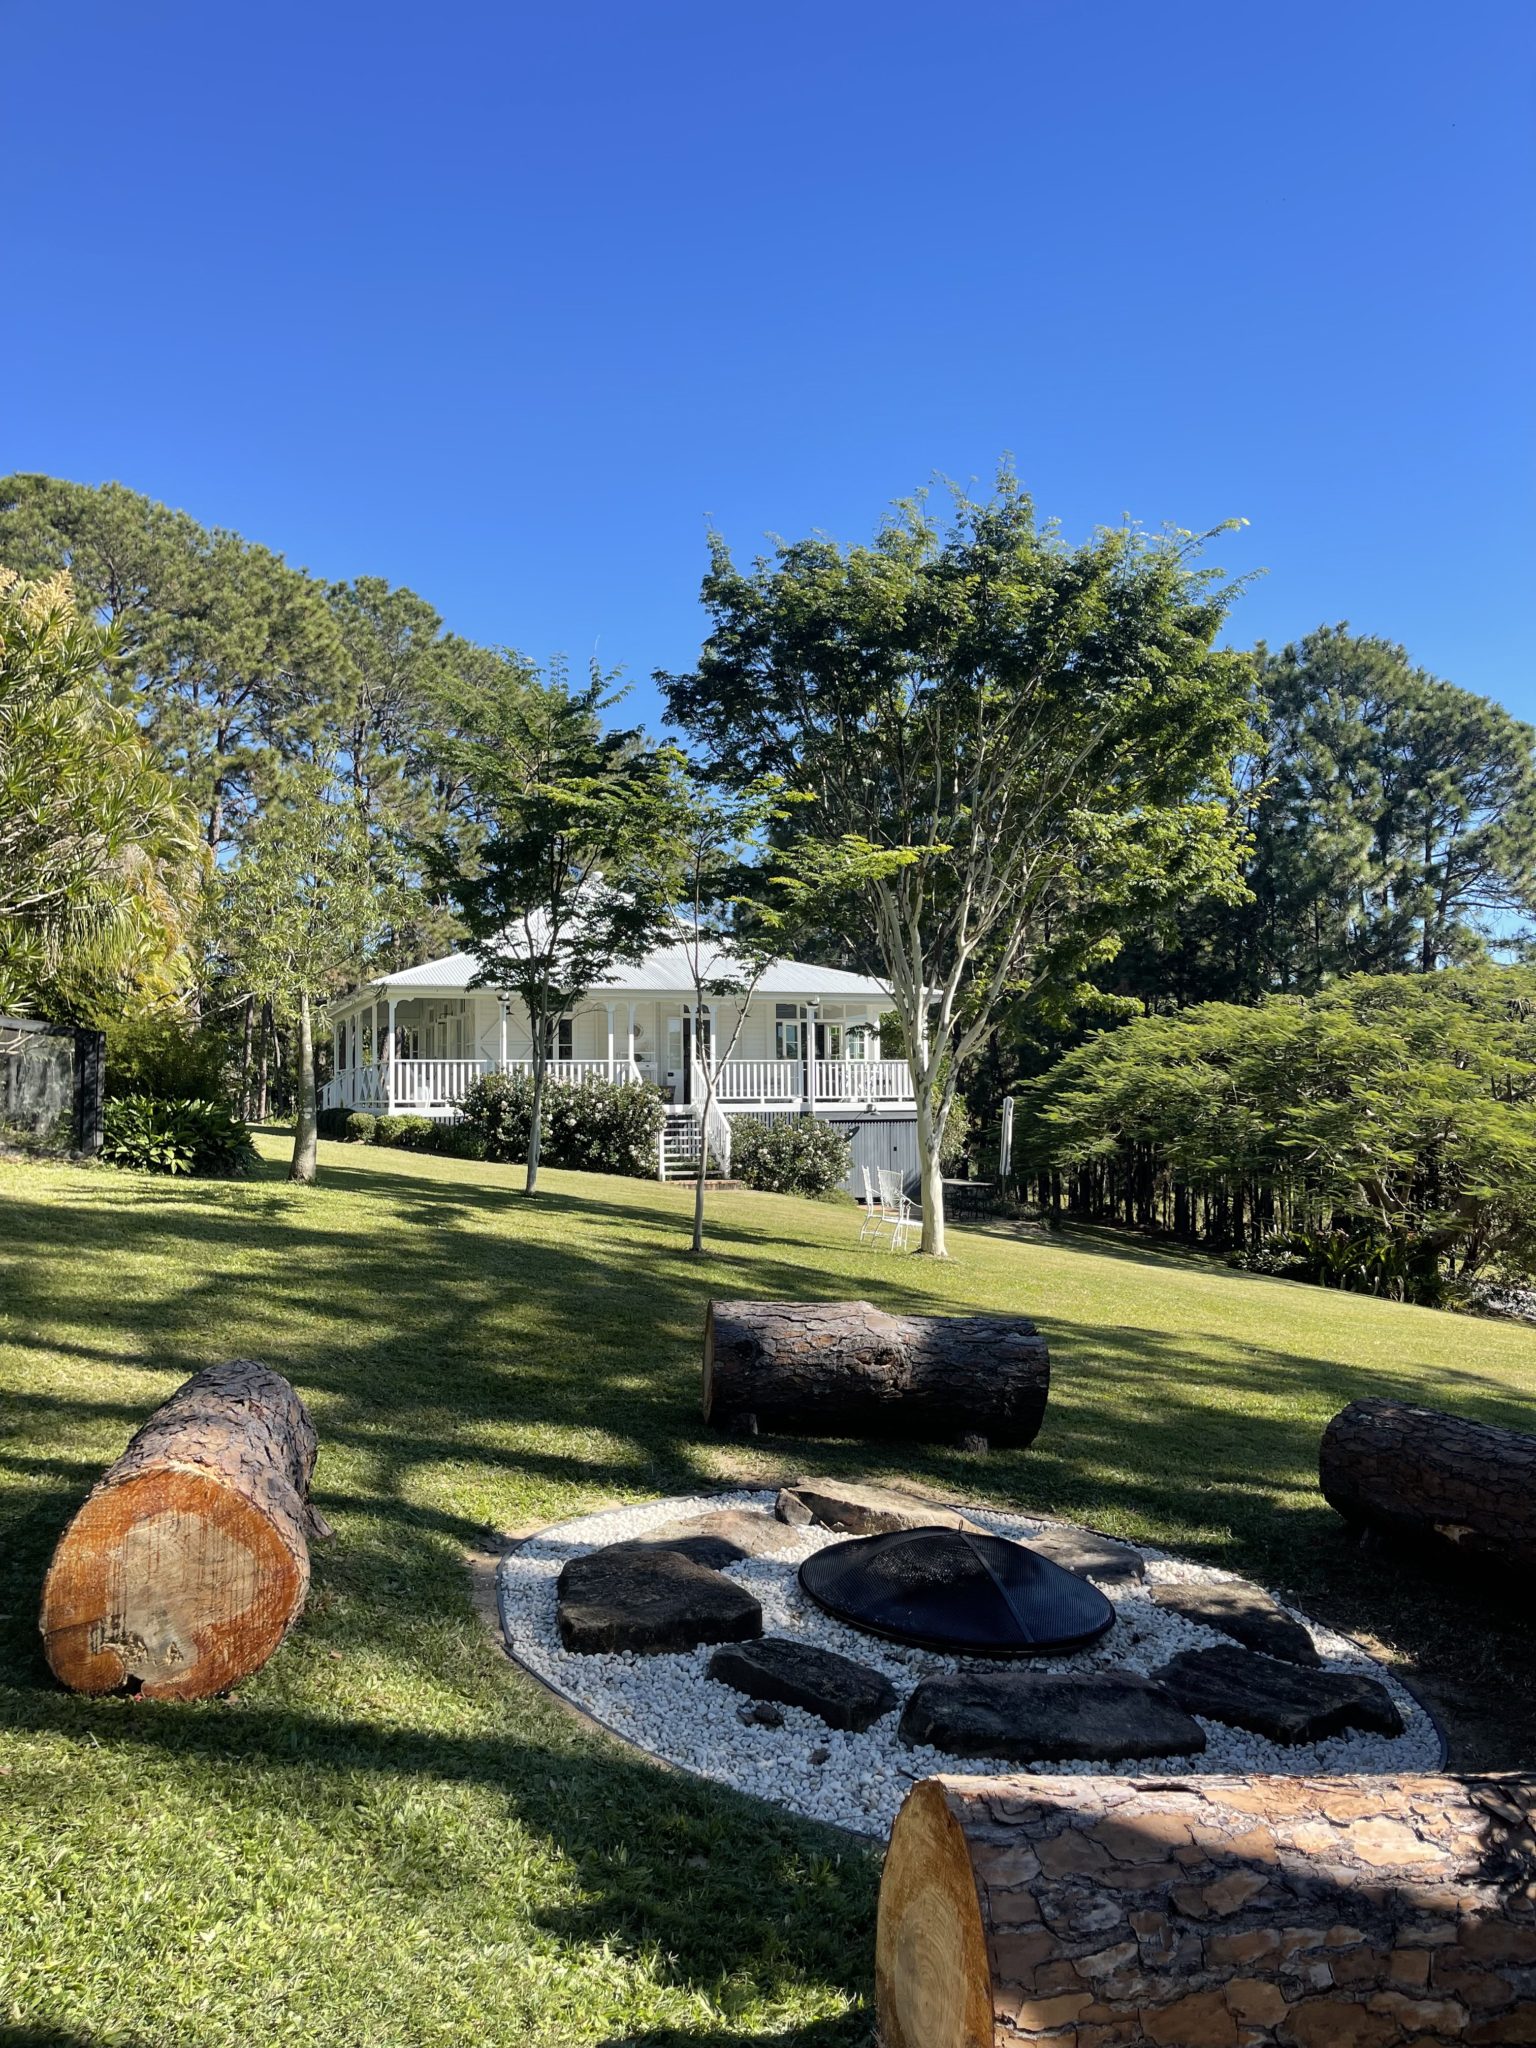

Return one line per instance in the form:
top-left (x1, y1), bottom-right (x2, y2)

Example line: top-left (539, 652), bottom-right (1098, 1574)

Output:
top-left (4, 1158), bottom-right (1536, 1767)
top-left (4, 1156), bottom-right (1536, 2033)
top-left (0, 1669), bottom-right (882, 2043)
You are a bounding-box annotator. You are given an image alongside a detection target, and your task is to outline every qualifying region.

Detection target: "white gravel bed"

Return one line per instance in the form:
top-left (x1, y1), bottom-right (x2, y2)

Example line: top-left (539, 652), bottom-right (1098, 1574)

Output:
top-left (496, 1490), bottom-right (1442, 1838)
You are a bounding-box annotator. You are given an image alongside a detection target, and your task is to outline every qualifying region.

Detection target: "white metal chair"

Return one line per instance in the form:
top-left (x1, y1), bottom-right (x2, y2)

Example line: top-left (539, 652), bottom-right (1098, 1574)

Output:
top-left (858, 1165), bottom-right (882, 1243)
top-left (859, 1166), bottom-right (917, 1252)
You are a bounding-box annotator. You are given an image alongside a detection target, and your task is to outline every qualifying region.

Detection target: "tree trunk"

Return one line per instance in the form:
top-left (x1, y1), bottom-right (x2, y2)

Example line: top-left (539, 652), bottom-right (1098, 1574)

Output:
top-left (256, 998), bottom-right (272, 1121)
top-left (702, 1300), bottom-right (1048, 1445)
top-left (915, 1082), bottom-right (948, 1257)
top-left (239, 994), bottom-right (255, 1120)
top-left (526, 1044), bottom-right (546, 1195)
top-left (289, 989), bottom-right (317, 1184)
top-left (1320, 1397), bottom-right (1536, 1568)
top-left (877, 1770), bottom-right (1536, 2048)
top-left (39, 1360), bottom-right (330, 1701)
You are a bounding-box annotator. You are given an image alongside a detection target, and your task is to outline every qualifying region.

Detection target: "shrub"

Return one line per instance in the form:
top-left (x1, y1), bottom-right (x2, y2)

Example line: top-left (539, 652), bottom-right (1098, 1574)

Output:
top-left (457, 1070), bottom-right (664, 1177)
top-left (1227, 1222), bottom-right (1443, 1305)
top-left (374, 1122), bottom-right (436, 1155)
top-left (102, 1096), bottom-right (257, 1177)
top-left (939, 1098), bottom-right (973, 1174)
top-left (458, 1071), bottom-right (532, 1163)
top-left (732, 1117), bottom-right (852, 1197)
top-left (431, 1120), bottom-right (487, 1161)
top-left (546, 1077), bottom-right (665, 1176)
top-left (316, 1106), bottom-right (349, 1140)
top-left (345, 1112), bottom-right (377, 1143)
top-left (105, 1012), bottom-right (230, 1103)
top-left (370, 1114), bottom-right (435, 1151)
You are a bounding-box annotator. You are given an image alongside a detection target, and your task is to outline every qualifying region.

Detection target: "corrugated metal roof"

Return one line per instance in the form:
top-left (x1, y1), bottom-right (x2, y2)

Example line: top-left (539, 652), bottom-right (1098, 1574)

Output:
top-left (346, 940), bottom-right (891, 1002)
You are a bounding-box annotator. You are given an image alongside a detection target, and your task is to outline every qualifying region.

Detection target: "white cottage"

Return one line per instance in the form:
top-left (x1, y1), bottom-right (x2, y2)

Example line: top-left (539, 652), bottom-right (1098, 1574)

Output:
top-left (320, 941), bottom-right (920, 1186)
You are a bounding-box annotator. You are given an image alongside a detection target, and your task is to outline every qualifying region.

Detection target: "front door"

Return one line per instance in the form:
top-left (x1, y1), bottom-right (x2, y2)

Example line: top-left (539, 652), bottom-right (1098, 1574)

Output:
top-left (666, 1013), bottom-right (690, 1104)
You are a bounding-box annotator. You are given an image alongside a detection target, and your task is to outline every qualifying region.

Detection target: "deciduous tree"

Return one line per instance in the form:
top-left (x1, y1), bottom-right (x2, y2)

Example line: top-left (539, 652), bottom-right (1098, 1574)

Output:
top-left (426, 668), bottom-right (658, 1195)
top-left (662, 474), bottom-right (1253, 1254)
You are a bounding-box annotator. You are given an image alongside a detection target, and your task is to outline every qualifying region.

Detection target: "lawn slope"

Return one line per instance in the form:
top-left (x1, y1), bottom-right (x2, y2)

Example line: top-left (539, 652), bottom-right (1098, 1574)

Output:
top-left (2, 1137), bottom-right (1533, 2047)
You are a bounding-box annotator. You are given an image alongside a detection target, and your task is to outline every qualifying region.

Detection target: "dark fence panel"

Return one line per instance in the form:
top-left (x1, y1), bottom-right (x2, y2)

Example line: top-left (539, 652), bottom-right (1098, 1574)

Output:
top-left (0, 1017), bottom-right (106, 1154)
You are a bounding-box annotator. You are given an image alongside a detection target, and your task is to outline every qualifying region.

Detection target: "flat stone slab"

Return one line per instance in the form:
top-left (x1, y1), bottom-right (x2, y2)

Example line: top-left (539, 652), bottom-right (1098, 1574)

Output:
top-left (776, 1478), bottom-right (984, 1536)
top-left (898, 1669), bottom-right (1207, 1763)
top-left (638, 1509), bottom-right (803, 1568)
top-left (1155, 1644), bottom-right (1405, 1743)
top-left (708, 1637), bottom-right (899, 1732)
top-left (557, 1542), bottom-right (762, 1654)
top-left (1023, 1524), bottom-right (1146, 1587)
top-left (1150, 1579), bottom-right (1320, 1665)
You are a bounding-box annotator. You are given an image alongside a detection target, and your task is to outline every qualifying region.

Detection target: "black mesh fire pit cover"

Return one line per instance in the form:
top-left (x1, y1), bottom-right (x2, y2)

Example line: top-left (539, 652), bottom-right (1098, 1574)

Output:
top-left (798, 1527), bottom-right (1115, 1657)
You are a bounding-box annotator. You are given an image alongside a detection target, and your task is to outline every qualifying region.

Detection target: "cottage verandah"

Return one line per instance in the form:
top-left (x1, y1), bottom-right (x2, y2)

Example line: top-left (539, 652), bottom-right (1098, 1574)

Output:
top-left (320, 945), bottom-right (917, 1162)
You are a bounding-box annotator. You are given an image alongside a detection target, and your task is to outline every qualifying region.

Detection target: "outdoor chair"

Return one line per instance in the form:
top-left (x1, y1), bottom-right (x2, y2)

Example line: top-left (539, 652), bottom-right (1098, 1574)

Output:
top-left (860, 1166), bottom-right (915, 1252)
top-left (858, 1165), bottom-right (883, 1244)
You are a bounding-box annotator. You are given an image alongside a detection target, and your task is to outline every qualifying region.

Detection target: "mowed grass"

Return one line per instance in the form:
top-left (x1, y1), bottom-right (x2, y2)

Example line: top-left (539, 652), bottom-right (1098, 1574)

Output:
top-left (2, 1136), bottom-right (1535, 2048)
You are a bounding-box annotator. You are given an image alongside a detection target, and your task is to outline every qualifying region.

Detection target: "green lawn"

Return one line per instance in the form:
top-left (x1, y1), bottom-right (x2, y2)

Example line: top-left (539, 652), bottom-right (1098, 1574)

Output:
top-left (2, 1136), bottom-right (1534, 2048)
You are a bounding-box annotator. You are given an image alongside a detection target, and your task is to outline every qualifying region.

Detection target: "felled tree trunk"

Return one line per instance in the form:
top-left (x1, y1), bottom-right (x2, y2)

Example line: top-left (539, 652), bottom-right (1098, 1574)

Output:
top-left (877, 1771), bottom-right (1536, 2048)
top-left (40, 1360), bottom-right (330, 1700)
top-left (702, 1300), bottom-right (1048, 1445)
top-left (1320, 1396), bottom-right (1536, 1568)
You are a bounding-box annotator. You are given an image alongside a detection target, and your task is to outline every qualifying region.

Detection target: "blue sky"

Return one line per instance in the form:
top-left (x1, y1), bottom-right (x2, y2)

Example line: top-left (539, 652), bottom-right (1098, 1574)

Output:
top-left (4, 1), bottom-right (1532, 732)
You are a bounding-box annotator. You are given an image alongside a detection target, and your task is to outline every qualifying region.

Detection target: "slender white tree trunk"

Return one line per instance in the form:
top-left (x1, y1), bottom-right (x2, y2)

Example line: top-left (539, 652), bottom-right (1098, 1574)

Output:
top-left (289, 990), bottom-right (318, 1185)
top-left (913, 1074), bottom-right (947, 1257)
top-left (691, 1063), bottom-right (713, 1254)
top-left (527, 1039), bottom-right (546, 1196)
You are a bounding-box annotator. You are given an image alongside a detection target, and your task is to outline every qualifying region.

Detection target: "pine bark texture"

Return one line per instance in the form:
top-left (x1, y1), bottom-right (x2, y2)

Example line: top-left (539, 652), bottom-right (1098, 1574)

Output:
top-left (40, 1360), bottom-right (328, 1700)
top-left (876, 1771), bottom-right (1536, 2048)
top-left (702, 1300), bottom-right (1049, 1445)
top-left (1320, 1397), bottom-right (1536, 1568)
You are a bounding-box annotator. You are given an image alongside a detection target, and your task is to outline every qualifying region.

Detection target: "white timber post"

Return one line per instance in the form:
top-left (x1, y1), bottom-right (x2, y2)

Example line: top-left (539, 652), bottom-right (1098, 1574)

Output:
top-left (385, 998), bottom-right (398, 1112)
top-left (498, 999), bottom-right (508, 1073)
top-left (605, 1003), bottom-right (615, 1078)
top-left (627, 1002), bottom-right (637, 1077)
top-left (804, 1001), bottom-right (817, 1119)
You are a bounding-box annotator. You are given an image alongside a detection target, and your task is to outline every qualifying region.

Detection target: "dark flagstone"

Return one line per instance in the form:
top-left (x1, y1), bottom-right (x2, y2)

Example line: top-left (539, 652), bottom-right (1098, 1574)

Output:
top-left (898, 1669), bottom-right (1206, 1762)
top-left (1154, 1644), bottom-right (1404, 1743)
top-left (708, 1636), bottom-right (899, 1732)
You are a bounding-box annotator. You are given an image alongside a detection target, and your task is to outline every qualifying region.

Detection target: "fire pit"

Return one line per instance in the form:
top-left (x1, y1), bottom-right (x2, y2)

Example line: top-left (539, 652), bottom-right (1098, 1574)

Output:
top-left (797, 1526), bottom-right (1115, 1657)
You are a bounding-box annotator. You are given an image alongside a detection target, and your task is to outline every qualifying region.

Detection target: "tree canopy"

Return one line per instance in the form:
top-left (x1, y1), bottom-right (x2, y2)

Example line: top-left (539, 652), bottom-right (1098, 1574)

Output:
top-left (662, 474), bottom-right (1254, 1252)
top-left (1020, 967), bottom-right (1536, 1297)
top-left (0, 569), bottom-right (201, 1020)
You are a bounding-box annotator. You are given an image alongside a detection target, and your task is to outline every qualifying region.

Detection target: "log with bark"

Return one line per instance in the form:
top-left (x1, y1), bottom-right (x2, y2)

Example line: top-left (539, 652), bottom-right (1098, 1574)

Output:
top-left (702, 1300), bottom-right (1048, 1445)
top-left (876, 1770), bottom-right (1536, 2048)
top-left (1320, 1396), bottom-right (1536, 1569)
top-left (40, 1360), bottom-right (330, 1700)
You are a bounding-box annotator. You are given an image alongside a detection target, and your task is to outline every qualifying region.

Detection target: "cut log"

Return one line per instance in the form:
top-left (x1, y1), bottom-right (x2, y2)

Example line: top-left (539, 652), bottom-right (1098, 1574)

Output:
top-left (876, 1770), bottom-right (1536, 2048)
top-left (40, 1360), bottom-right (328, 1700)
top-left (1320, 1396), bottom-right (1536, 1569)
top-left (702, 1300), bottom-right (1049, 1446)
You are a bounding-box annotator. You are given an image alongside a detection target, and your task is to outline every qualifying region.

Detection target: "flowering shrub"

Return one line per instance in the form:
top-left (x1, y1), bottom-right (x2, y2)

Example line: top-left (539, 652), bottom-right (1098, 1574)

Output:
top-left (731, 1117), bottom-right (851, 1197)
top-left (458, 1071), bottom-right (664, 1177)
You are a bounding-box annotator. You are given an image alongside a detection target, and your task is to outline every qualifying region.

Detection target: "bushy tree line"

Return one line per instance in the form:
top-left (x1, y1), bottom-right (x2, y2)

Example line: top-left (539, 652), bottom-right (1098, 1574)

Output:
top-left (1018, 968), bottom-right (1536, 1297)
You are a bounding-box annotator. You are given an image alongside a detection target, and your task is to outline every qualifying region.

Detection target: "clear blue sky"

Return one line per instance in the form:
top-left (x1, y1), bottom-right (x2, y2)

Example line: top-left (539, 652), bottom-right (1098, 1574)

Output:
top-left (5, 1), bottom-right (1532, 731)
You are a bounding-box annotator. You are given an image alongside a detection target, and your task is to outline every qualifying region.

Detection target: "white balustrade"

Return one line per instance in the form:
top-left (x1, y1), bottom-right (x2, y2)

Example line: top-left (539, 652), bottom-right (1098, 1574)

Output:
top-left (715, 1059), bottom-right (802, 1101)
top-left (319, 1050), bottom-right (913, 1118)
top-left (813, 1059), bottom-right (912, 1101)
top-left (391, 1059), bottom-right (488, 1109)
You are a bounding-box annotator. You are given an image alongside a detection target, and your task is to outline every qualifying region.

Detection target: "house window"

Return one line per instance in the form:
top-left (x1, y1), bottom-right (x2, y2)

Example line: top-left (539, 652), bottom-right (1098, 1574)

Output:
top-left (846, 1024), bottom-right (872, 1061)
top-left (774, 1003), bottom-right (801, 1061)
top-left (543, 1017), bottom-right (573, 1061)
